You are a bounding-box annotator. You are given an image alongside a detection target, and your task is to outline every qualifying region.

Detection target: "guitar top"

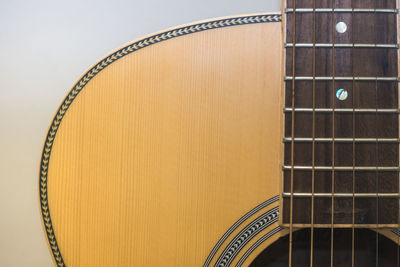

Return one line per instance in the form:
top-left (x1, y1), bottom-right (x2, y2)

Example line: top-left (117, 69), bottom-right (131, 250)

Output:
top-left (39, 0), bottom-right (400, 266)
top-left (39, 13), bottom-right (284, 267)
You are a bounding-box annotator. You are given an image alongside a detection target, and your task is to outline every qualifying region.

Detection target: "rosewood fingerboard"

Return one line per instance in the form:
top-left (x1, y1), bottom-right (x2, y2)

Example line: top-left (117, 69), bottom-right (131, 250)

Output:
top-left (282, 0), bottom-right (400, 228)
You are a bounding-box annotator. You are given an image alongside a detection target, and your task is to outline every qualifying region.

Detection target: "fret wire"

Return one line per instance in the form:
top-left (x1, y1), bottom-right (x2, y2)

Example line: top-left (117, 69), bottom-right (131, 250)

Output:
top-left (288, 0), bottom-right (296, 265)
top-left (285, 8), bottom-right (399, 13)
top-left (282, 0), bottom-right (400, 260)
top-left (283, 137), bottom-right (400, 143)
top-left (283, 166), bottom-right (400, 171)
top-left (282, 223), bottom-right (400, 228)
top-left (282, 192), bottom-right (400, 198)
top-left (283, 108), bottom-right (399, 113)
top-left (284, 0), bottom-right (400, 255)
top-left (282, 2), bottom-right (400, 261)
top-left (285, 43), bottom-right (399, 48)
top-left (285, 76), bottom-right (399, 81)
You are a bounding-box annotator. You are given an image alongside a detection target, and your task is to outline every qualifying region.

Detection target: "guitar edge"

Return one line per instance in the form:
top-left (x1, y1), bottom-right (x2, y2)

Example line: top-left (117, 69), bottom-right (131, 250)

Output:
top-left (40, 12), bottom-right (287, 266)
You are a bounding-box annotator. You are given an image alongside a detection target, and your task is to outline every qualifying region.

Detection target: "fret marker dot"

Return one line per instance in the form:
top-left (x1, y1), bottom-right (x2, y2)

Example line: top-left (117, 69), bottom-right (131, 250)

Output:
top-left (336, 22), bottom-right (347, 33)
top-left (336, 89), bottom-right (348, 101)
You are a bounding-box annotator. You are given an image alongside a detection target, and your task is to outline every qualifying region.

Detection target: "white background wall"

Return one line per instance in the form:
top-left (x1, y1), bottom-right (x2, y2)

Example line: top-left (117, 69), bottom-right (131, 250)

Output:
top-left (0, 0), bottom-right (281, 266)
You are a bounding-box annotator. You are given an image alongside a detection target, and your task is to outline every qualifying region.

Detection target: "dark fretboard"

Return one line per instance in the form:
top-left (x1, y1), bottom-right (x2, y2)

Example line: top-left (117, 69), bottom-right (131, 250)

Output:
top-left (282, 0), bottom-right (399, 228)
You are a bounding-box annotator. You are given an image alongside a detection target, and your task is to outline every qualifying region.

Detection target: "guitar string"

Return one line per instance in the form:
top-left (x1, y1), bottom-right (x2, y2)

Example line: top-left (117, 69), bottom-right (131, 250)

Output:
top-left (310, 0), bottom-right (317, 265)
top-left (396, 0), bottom-right (400, 265)
top-left (288, 2), bottom-right (398, 266)
top-left (374, 1), bottom-right (379, 266)
top-left (351, 0), bottom-right (356, 265)
top-left (330, 0), bottom-right (336, 266)
top-left (395, 1), bottom-right (400, 267)
top-left (288, 0), bottom-right (297, 265)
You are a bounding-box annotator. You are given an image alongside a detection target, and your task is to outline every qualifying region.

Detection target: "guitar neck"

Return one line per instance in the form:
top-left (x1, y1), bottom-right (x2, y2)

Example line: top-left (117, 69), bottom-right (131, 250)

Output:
top-left (282, 0), bottom-right (400, 228)
top-left (284, 0), bottom-right (398, 45)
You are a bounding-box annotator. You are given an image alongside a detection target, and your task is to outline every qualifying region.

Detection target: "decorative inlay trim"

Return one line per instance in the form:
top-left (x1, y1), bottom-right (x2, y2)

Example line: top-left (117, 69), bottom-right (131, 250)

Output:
top-left (203, 195), bottom-right (279, 267)
top-left (215, 207), bottom-right (279, 267)
top-left (204, 195), bottom-right (279, 266)
top-left (235, 226), bottom-right (283, 267)
top-left (39, 14), bottom-right (281, 267)
top-left (391, 229), bottom-right (400, 236)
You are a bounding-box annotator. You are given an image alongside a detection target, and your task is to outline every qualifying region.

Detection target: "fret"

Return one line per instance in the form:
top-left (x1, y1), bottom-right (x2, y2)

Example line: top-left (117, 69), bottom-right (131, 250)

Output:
top-left (285, 76), bottom-right (399, 81)
top-left (285, 43), bottom-right (399, 48)
top-left (283, 171), bottom-right (399, 192)
top-left (286, 47), bottom-right (398, 76)
top-left (286, 13), bottom-right (397, 44)
top-left (285, 143), bottom-right (398, 166)
top-left (283, 137), bottom-right (400, 143)
top-left (282, 192), bottom-right (400, 198)
top-left (285, 82), bottom-right (398, 109)
top-left (286, 114), bottom-right (399, 138)
top-left (285, 8), bottom-right (398, 14)
top-left (283, 166), bottom-right (400, 171)
top-left (286, 0), bottom-right (397, 9)
top-left (280, 224), bottom-right (400, 228)
top-left (283, 108), bottom-right (399, 113)
top-left (282, 0), bottom-right (399, 228)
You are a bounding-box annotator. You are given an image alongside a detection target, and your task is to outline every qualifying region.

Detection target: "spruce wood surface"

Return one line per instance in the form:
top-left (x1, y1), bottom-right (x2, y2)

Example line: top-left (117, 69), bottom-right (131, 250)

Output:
top-left (40, 13), bottom-right (285, 266)
top-left (40, 5), bottom-right (400, 266)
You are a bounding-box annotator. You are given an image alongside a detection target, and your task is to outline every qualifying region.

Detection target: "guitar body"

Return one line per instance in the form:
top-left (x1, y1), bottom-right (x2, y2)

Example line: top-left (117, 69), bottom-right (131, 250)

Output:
top-left (40, 9), bottom-right (400, 266)
top-left (40, 13), bottom-right (287, 266)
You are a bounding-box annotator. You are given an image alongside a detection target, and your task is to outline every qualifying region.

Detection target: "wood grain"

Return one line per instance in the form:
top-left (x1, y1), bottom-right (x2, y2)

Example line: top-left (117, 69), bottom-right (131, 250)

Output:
top-left (43, 13), bottom-right (284, 266)
top-left (282, 0), bottom-right (399, 226)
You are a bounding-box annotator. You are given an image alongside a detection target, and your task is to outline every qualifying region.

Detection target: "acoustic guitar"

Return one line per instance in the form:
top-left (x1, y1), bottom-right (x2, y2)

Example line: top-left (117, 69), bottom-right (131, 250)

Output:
top-left (39, 0), bottom-right (400, 266)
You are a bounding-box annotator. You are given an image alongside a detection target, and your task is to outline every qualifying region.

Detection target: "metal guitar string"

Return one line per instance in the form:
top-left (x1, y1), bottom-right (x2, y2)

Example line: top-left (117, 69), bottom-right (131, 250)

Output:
top-left (288, 2), bottom-right (398, 266)
top-left (351, 0), bottom-right (356, 265)
top-left (395, 1), bottom-right (400, 267)
top-left (330, 0), bottom-right (336, 266)
top-left (288, 0), bottom-right (297, 265)
top-left (374, 2), bottom-right (379, 267)
top-left (397, 0), bottom-right (400, 265)
top-left (310, 0), bottom-right (317, 265)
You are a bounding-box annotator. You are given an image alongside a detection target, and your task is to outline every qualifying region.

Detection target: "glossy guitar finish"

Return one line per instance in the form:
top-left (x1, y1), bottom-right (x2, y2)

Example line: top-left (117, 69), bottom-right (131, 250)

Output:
top-left (39, 13), bottom-right (289, 266)
top-left (40, 1), bottom-right (400, 265)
